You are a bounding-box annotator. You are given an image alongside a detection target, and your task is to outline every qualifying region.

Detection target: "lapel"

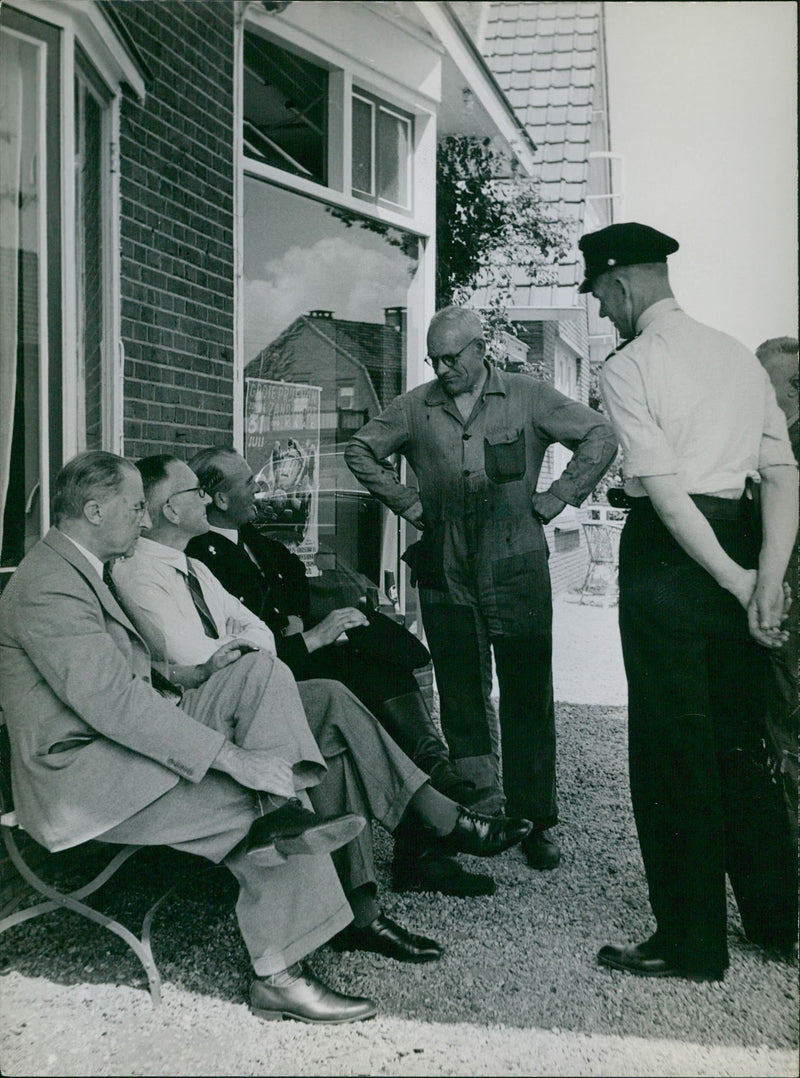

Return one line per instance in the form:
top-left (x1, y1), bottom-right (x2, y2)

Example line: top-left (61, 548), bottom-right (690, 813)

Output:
top-left (43, 529), bottom-right (145, 641)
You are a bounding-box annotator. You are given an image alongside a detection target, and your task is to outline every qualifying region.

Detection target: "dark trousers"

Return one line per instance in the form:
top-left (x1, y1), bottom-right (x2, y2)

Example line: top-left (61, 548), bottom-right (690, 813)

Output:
top-left (292, 643), bottom-right (418, 719)
top-left (422, 601), bottom-right (557, 830)
top-left (619, 499), bottom-right (797, 974)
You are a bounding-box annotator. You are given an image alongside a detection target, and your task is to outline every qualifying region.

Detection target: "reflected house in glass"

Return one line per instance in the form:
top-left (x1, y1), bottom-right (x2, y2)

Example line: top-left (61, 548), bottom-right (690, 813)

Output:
top-left (245, 307), bottom-right (406, 583)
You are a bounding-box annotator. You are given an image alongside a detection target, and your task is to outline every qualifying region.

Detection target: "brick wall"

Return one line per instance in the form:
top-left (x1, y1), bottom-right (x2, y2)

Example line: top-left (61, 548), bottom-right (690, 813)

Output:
top-left (109, 0), bottom-right (236, 459)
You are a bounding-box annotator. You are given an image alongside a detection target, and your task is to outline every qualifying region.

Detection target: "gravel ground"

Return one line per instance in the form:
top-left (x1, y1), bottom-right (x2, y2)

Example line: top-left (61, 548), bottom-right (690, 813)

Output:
top-left (1, 598), bottom-right (797, 1076)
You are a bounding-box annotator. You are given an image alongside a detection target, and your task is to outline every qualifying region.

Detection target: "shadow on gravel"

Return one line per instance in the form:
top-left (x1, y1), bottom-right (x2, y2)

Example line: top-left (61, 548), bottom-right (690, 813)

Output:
top-left (1, 704), bottom-right (797, 1050)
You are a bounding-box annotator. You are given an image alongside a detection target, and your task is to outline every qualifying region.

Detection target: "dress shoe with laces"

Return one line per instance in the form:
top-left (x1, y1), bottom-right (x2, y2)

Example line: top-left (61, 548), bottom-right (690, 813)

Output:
top-left (598, 939), bottom-right (723, 982)
top-left (438, 807), bottom-right (532, 858)
top-left (521, 829), bottom-right (561, 870)
top-left (246, 798), bottom-right (365, 867)
top-left (250, 964), bottom-right (377, 1023)
top-left (333, 912), bottom-right (443, 963)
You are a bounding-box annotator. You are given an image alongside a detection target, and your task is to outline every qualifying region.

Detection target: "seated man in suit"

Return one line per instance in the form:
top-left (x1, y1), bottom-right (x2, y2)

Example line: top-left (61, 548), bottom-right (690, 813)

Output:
top-left (113, 454), bottom-right (533, 954)
top-left (184, 447), bottom-right (497, 899)
top-left (0, 451), bottom-right (376, 1024)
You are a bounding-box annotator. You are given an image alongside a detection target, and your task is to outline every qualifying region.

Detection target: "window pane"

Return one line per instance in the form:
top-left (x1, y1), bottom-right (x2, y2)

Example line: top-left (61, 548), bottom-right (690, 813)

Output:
top-left (0, 30), bottom-right (43, 568)
top-left (242, 179), bottom-right (420, 592)
top-left (377, 107), bottom-right (410, 207)
top-left (243, 31), bottom-right (327, 184)
top-left (76, 79), bottom-right (104, 450)
top-left (351, 95), bottom-right (373, 195)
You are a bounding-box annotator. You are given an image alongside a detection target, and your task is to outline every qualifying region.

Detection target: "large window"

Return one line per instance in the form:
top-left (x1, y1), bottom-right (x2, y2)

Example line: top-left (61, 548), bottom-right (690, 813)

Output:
top-left (242, 180), bottom-right (420, 587)
top-left (0, 2), bottom-right (132, 581)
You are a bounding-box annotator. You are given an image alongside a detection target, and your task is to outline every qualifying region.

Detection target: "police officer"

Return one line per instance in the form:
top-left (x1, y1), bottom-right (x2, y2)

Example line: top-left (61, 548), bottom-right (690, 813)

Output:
top-left (584, 222), bottom-right (798, 980)
top-left (345, 307), bottom-right (617, 870)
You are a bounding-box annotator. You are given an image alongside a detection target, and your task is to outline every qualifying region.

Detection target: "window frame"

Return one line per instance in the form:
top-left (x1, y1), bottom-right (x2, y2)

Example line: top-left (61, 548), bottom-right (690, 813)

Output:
top-left (351, 88), bottom-right (413, 212)
top-left (0, 0), bottom-right (144, 580)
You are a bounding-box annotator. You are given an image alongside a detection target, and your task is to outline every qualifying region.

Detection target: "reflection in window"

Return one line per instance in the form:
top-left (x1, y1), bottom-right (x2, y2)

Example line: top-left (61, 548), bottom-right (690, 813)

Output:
top-left (1, 29), bottom-right (44, 569)
top-left (243, 30), bottom-right (328, 183)
top-left (352, 91), bottom-right (411, 209)
top-left (242, 180), bottom-right (420, 585)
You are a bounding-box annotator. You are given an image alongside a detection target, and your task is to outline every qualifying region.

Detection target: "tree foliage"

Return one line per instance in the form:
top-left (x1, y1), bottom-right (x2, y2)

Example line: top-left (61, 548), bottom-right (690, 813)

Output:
top-left (436, 135), bottom-right (572, 354)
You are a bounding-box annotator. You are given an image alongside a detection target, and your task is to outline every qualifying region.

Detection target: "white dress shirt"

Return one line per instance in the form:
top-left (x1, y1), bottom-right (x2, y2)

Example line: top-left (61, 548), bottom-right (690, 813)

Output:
top-left (600, 300), bottom-right (796, 498)
top-left (113, 536), bottom-right (275, 666)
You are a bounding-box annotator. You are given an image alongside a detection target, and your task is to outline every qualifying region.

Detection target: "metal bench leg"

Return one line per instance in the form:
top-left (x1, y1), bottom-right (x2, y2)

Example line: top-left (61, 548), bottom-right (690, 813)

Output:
top-left (1, 828), bottom-right (172, 1006)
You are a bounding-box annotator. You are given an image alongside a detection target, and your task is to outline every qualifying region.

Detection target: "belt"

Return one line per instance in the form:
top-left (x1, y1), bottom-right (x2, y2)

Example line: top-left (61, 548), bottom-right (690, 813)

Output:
top-left (612, 489), bottom-right (744, 521)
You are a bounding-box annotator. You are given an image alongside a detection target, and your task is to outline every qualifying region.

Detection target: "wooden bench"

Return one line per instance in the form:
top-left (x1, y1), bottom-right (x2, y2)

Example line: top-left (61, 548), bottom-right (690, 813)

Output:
top-left (0, 720), bottom-right (173, 1005)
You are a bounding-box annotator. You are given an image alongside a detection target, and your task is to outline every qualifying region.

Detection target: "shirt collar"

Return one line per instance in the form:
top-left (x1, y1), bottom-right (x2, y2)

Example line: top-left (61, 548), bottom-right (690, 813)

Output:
top-left (59, 532), bottom-right (105, 579)
top-left (134, 535), bottom-right (190, 574)
top-left (636, 298), bottom-right (682, 335)
top-left (423, 361), bottom-right (506, 406)
top-left (208, 523), bottom-right (240, 544)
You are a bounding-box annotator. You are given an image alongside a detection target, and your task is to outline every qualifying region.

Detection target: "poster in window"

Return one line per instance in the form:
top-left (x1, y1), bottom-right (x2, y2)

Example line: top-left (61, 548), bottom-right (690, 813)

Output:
top-left (245, 378), bottom-right (321, 573)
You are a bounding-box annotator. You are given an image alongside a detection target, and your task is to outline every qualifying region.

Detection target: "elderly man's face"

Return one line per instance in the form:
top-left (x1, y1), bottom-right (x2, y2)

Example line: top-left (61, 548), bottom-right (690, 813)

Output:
top-left (217, 454), bottom-right (259, 527)
top-left (426, 323), bottom-right (486, 397)
top-left (99, 468), bottom-right (151, 558)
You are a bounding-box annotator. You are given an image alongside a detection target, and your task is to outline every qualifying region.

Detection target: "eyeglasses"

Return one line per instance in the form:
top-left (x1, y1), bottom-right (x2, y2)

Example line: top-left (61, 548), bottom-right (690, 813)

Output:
top-left (165, 485), bottom-right (206, 507)
top-left (424, 337), bottom-right (481, 369)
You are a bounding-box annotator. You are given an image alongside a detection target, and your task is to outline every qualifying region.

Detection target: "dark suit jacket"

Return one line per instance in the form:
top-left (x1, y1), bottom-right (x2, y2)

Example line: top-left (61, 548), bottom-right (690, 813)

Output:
top-left (0, 530), bottom-right (225, 850)
top-left (186, 527), bottom-right (311, 671)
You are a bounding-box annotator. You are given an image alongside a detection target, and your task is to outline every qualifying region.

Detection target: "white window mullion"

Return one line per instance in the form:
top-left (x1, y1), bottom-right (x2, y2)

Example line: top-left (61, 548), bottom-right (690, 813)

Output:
top-left (105, 96), bottom-right (124, 453)
top-left (61, 21), bottom-right (79, 461)
top-left (34, 32), bottom-right (51, 533)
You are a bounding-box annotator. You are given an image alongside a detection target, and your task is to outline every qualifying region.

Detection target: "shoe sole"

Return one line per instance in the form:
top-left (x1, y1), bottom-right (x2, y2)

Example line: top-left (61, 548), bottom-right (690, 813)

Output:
top-left (250, 1004), bottom-right (377, 1024)
top-left (525, 857), bottom-right (561, 871)
top-left (597, 954), bottom-right (680, 978)
top-left (247, 814), bottom-right (365, 867)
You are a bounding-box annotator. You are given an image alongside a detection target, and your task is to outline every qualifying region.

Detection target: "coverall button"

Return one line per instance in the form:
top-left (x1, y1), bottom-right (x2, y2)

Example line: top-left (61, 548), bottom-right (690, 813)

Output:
top-left (462, 432), bottom-right (471, 440)
top-left (463, 469), bottom-right (470, 477)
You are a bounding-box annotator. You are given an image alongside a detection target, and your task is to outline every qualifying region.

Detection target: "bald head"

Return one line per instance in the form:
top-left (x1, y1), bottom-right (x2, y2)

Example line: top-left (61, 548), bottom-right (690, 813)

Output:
top-left (428, 306), bottom-right (484, 341)
top-left (426, 307), bottom-right (487, 398)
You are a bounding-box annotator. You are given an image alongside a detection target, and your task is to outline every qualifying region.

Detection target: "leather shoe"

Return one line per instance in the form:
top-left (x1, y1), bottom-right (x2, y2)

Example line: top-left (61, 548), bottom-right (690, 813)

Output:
top-left (246, 799), bottom-right (365, 867)
top-left (392, 847), bottom-right (496, 897)
top-left (333, 912), bottom-right (443, 963)
top-left (250, 964), bottom-right (377, 1023)
top-left (437, 807), bottom-right (532, 858)
top-left (598, 940), bottom-right (723, 982)
top-left (521, 829), bottom-right (561, 870)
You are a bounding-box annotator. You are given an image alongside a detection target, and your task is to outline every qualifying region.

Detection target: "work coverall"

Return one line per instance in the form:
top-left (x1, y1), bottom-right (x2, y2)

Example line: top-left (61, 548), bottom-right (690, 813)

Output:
top-left (346, 363), bottom-right (618, 826)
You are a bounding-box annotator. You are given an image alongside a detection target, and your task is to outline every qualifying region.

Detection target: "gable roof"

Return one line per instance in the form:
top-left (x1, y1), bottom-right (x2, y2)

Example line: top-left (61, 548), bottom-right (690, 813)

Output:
top-left (476, 1), bottom-right (610, 311)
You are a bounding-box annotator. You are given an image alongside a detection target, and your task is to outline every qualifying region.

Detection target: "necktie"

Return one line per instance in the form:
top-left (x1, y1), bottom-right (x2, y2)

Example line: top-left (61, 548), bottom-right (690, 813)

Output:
top-left (185, 563), bottom-right (219, 639)
top-left (103, 563), bottom-right (122, 604)
top-left (104, 564), bottom-right (183, 699)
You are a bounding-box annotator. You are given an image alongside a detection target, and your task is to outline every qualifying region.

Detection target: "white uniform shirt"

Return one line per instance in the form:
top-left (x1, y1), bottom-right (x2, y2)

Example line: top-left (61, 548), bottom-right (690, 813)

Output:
top-left (600, 299), bottom-right (795, 498)
top-left (113, 536), bottom-right (275, 666)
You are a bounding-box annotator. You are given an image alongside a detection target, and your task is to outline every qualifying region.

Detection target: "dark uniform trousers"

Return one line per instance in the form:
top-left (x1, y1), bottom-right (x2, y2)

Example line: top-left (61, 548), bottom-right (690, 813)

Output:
top-left (618, 497), bottom-right (797, 974)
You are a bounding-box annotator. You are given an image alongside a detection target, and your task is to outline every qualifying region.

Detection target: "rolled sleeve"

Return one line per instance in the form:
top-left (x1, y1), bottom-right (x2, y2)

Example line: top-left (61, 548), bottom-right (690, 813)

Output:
top-left (532, 384), bottom-right (619, 506)
top-left (600, 358), bottom-right (679, 480)
top-left (345, 397), bottom-right (420, 515)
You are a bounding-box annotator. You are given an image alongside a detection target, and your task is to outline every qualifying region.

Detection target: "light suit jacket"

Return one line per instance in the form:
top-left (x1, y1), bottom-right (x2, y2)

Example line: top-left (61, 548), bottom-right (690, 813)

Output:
top-left (0, 530), bottom-right (225, 851)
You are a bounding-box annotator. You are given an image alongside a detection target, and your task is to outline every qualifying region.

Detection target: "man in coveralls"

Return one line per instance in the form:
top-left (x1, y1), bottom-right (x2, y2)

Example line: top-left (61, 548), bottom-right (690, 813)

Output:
top-left (345, 307), bottom-right (617, 869)
top-left (588, 222), bottom-right (798, 980)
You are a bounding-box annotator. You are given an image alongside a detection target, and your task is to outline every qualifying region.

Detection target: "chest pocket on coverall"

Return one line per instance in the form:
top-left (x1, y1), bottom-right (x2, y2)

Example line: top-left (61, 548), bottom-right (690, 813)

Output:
top-left (484, 428), bottom-right (526, 484)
